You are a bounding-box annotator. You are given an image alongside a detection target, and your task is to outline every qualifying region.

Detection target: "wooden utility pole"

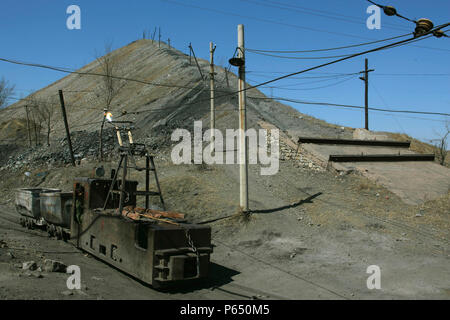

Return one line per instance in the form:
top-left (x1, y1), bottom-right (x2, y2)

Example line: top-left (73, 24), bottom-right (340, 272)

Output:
top-left (360, 59), bottom-right (374, 130)
top-left (168, 38), bottom-right (171, 48)
top-left (58, 90), bottom-right (76, 167)
top-left (189, 42), bottom-right (192, 64)
top-left (189, 44), bottom-right (205, 80)
top-left (158, 27), bottom-right (161, 48)
top-left (238, 24), bottom-right (248, 212)
top-left (24, 105), bottom-right (31, 147)
top-left (210, 42), bottom-right (216, 153)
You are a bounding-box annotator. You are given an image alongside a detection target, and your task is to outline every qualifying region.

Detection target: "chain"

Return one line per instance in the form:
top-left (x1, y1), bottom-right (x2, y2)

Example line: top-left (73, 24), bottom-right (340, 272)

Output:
top-left (184, 228), bottom-right (200, 277)
top-left (184, 228), bottom-right (197, 253)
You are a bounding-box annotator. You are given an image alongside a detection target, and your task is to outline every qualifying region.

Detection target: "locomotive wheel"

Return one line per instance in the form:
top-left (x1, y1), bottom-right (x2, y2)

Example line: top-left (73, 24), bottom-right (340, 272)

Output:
top-left (19, 218), bottom-right (25, 227)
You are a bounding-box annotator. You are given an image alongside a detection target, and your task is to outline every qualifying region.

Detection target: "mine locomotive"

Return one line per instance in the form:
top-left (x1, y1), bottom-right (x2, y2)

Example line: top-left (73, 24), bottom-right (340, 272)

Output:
top-left (14, 119), bottom-right (213, 287)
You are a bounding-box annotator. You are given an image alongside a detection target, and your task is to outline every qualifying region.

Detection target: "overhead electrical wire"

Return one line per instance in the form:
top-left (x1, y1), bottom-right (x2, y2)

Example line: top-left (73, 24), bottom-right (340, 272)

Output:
top-left (4, 96), bottom-right (101, 111)
top-left (162, 0), bottom-right (385, 40)
top-left (242, 0), bottom-right (410, 33)
top-left (0, 57), bottom-right (206, 92)
top-left (366, 0), bottom-right (417, 24)
top-left (246, 34), bottom-right (437, 60)
top-left (246, 33), bottom-right (410, 54)
top-left (163, 0), bottom-right (450, 52)
top-left (1, 23), bottom-right (448, 121)
top-left (253, 0), bottom-right (411, 31)
top-left (248, 96), bottom-right (450, 117)
top-left (247, 73), bottom-right (361, 87)
top-left (232, 24), bottom-right (449, 96)
top-left (250, 75), bottom-right (358, 91)
top-left (247, 50), bottom-right (357, 60)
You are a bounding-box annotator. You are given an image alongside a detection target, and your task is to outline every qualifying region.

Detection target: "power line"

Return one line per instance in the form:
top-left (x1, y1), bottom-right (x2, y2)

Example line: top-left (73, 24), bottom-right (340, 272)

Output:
top-left (247, 50), bottom-right (355, 60)
top-left (373, 73), bottom-right (450, 76)
top-left (235, 26), bottom-right (448, 95)
top-left (248, 72), bottom-right (450, 81)
top-left (0, 57), bottom-right (206, 92)
top-left (246, 72), bottom-right (361, 80)
top-left (254, 0), bottom-right (411, 31)
top-left (5, 96), bottom-right (101, 111)
top-left (134, 25), bottom-right (448, 116)
top-left (2, 23), bottom-right (447, 126)
top-left (163, 0), bottom-right (450, 53)
top-left (250, 75), bottom-right (358, 91)
top-left (2, 25), bottom-right (447, 113)
top-left (366, 0), bottom-right (417, 24)
top-left (247, 73), bottom-right (360, 87)
top-left (249, 96), bottom-right (450, 117)
top-left (246, 33), bottom-right (410, 54)
top-left (369, 82), bottom-right (407, 133)
top-left (246, 33), bottom-right (436, 60)
top-left (162, 0), bottom-right (385, 41)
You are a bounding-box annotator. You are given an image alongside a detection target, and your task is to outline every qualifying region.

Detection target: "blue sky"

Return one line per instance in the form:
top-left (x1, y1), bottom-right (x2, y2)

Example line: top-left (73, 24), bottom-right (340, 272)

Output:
top-left (1, 0), bottom-right (449, 143)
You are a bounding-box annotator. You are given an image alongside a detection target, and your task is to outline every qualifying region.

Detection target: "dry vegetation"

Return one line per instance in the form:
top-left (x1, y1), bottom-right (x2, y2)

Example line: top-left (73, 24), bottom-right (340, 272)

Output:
top-left (386, 132), bottom-right (450, 167)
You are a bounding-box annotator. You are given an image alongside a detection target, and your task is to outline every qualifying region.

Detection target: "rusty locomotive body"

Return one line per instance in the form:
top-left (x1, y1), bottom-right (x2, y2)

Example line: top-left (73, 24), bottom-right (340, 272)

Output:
top-left (70, 177), bottom-right (212, 286)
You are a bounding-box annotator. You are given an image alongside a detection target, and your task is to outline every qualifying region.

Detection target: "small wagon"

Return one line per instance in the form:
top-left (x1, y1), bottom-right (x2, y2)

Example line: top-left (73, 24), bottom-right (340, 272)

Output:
top-left (15, 188), bottom-right (61, 228)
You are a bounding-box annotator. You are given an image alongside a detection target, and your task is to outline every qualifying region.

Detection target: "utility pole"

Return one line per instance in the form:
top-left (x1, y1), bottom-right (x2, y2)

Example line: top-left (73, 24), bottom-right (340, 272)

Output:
top-left (210, 41), bottom-right (216, 153)
top-left (24, 105), bottom-right (31, 147)
top-left (151, 27), bottom-right (157, 41)
top-left (359, 58), bottom-right (374, 130)
top-left (58, 90), bottom-right (76, 167)
top-left (158, 27), bottom-right (161, 48)
top-left (189, 42), bottom-right (192, 65)
top-left (168, 38), bottom-right (171, 48)
top-left (238, 24), bottom-right (248, 212)
top-left (189, 44), bottom-right (205, 80)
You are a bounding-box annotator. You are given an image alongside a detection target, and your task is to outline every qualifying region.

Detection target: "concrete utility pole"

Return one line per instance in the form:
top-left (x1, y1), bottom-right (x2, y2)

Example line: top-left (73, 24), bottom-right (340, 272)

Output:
top-left (58, 90), bottom-right (76, 167)
top-left (238, 24), bottom-right (249, 212)
top-left (209, 41), bottom-right (216, 153)
top-left (360, 58), bottom-right (374, 130)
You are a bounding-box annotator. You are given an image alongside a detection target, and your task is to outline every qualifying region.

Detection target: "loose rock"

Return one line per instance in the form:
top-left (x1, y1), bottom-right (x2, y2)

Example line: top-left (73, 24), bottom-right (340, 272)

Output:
top-left (22, 261), bottom-right (37, 271)
top-left (43, 259), bottom-right (67, 273)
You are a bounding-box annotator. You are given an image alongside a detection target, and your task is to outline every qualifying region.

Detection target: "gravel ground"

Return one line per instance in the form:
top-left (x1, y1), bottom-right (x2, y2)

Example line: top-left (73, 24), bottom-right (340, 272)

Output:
top-left (0, 151), bottom-right (448, 300)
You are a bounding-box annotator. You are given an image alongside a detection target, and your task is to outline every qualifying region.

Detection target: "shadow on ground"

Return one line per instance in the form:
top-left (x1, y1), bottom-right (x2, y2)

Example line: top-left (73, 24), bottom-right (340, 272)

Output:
top-left (250, 192), bottom-right (322, 215)
top-left (158, 262), bottom-right (241, 295)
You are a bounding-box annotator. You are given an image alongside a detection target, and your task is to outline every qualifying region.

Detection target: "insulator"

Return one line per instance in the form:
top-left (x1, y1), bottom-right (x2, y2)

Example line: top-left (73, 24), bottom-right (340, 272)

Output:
top-left (383, 6), bottom-right (397, 16)
top-left (433, 29), bottom-right (445, 38)
top-left (414, 18), bottom-right (434, 37)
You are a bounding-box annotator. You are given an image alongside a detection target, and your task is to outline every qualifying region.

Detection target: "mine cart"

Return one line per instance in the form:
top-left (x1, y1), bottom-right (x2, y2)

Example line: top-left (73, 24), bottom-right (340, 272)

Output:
top-left (15, 188), bottom-right (61, 228)
top-left (40, 192), bottom-right (73, 239)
